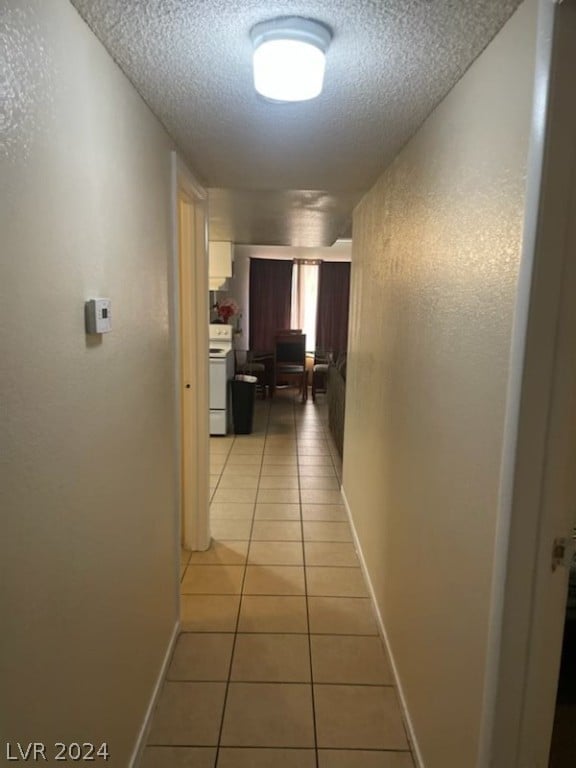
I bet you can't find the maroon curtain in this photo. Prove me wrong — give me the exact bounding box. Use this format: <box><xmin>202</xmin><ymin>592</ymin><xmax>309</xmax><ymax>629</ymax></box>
<box><xmin>249</xmin><ymin>258</ymin><xmax>294</xmax><ymax>353</ymax></box>
<box><xmin>315</xmin><ymin>261</ymin><xmax>351</xmax><ymax>354</ymax></box>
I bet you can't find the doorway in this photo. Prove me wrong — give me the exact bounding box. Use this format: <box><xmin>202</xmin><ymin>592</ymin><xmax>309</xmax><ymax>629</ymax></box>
<box><xmin>172</xmin><ymin>152</ymin><xmax>210</xmax><ymax>552</ymax></box>
<box><xmin>549</xmin><ymin>574</ymin><xmax>576</xmax><ymax>767</ymax></box>
<box><xmin>487</xmin><ymin>2</ymin><xmax>576</xmax><ymax>765</ymax></box>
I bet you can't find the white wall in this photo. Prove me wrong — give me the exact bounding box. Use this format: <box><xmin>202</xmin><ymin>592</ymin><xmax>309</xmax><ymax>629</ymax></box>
<box><xmin>343</xmin><ymin>2</ymin><xmax>538</xmax><ymax>766</ymax></box>
<box><xmin>0</xmin><ymin>1</ymin><xmax>180</xmax><ymax>763</ymax></box>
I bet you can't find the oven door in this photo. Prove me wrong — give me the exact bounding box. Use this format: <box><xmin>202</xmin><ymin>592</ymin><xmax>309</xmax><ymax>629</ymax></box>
<box><xmin>209</xmin><ymin>357</ymin><xmax>228</xmax><ymax>410</ymax></box>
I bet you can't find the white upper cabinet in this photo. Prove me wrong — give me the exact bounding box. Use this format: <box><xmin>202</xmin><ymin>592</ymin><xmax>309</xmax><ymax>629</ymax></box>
<box><xmin>209</xmin><ymin>241</ymin><xmax>233</xmax><ymax>289</ymax></box>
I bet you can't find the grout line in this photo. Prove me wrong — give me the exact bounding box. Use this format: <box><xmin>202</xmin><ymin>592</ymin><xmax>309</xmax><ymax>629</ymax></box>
<box><xmin>293</xmin><ymin>399</ymin><xmax>320</xmax><ymax>768</ymax></box>
<box><xmin>184</xmin><ymin>396</ymin><xmax>375</xmax><ymax>762</ymax></box>
<box><xmin>213</xmin><ymin>399</ymin><xmax>270</xmax><ymax>765</ymax></box>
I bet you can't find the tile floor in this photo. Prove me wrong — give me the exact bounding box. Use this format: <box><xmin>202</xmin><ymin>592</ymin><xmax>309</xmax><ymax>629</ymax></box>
<box><xmin>142</xmin><ymin>391</ymin><xmax>414</xmax><ymax>768</ymax></box>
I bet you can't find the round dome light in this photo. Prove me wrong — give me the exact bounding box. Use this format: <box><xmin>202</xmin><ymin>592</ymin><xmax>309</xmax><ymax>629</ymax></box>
<box><xmin>250</xmin><ymin>17</ymin><xmax>332</xmax><ymax>102</ymax></box>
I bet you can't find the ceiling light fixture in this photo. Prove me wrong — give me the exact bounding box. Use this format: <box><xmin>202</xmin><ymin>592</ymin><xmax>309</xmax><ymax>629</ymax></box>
<box><xmin>250</xmin><ymin>17</ymin><xmax>332</xmax><ymax>103</ymax></box>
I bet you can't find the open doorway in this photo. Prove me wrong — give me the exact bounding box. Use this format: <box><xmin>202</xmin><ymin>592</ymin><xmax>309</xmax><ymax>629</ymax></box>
<box><xmin>172</xmin><ymin>153</ymin><xmax>210</xmax><ymax>553</ymax></box>
<box><xmin>487</xmin><ymin>2</ymin><xmax>576</xmax><ymax>765</ymax></box>
<box><xmin>549</xmin><ymin>557</ymin><xmax>576</xmax><ymax>767</ymax></box>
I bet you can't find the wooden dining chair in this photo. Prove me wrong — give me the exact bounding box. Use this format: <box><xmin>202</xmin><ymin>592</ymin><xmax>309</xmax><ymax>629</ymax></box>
<box><xmin>312</xmin><ymin>350</ymin><xmax>331</xmax><ymax>401</ymax></box>
<box><xmin>272</xmin><ymin>332</ymin><xmax>307</xmax><ymax>402</ymax></box>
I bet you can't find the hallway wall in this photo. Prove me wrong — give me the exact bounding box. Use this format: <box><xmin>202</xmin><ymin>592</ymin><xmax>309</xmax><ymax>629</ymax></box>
<box><xmin>1</xmin><ymin>1</ymin><xmax>180</xmax><ymax>763</ymax></box>
<box><xmin>343</xmin><ymin>1</ymin><xmax>539</xmax><ymax>766</ymax></box>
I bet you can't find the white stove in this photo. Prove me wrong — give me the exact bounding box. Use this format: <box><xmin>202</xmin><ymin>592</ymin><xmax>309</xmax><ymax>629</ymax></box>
<box><xmin>209</xmin><ymin>324</ymin><xmax>234</xmax><ymax>435</ymax></box>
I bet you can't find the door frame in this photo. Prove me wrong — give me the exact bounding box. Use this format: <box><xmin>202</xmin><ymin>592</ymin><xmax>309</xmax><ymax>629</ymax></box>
<box><xmin>481</xmin><ymin>1</ymin><xmax>576</xmax><ymax>765</ymax></box>
<box><xmin>171</xmin><ymin>152</ymin><xmax>210</xmax><ymax>552</ymax></box>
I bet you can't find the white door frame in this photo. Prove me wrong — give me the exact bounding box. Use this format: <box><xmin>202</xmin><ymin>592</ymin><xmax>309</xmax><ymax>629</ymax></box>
<box><xmin>171</xmin><ymin>152</ymin><xmax>210</xmax><ymax>552</ymax></box>
<box><xmin>482</xmin><ymin>1</ymin><xmax>576</xmax><ymax>765</ymax></box>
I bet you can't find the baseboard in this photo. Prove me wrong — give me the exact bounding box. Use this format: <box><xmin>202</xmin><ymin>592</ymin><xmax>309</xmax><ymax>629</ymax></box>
<box><xmin>129</xmin><ymin>618</ymin><xmax>180</xmax><ymax>768</ymax></box>
<box><xmin>340</xmin><ymin>487</ymin><xmax>425</xmax><ymax>768</ymax></box>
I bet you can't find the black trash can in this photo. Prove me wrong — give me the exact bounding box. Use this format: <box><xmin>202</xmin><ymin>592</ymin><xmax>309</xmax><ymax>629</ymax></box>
<box><xmin>230</xmin><ymin>375</ymin><xmax>258</xmax><ymax>434</ymax></box>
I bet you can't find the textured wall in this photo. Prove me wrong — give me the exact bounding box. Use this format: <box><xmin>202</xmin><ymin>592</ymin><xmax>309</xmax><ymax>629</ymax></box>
<box><xmin>343</xmin><ymin>1</ymin><xmax>538</xmax><ymax>766</ymax></box>
<box><xmin>0</xmin><ymin>1</ymin><xmax>177</xmax><ymax>763</ymax></box>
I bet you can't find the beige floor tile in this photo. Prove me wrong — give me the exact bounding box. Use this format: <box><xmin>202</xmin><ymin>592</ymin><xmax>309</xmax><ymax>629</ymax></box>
<box><xmin>188</xmin><ymin>540</ymin><xmax>248</xmax><ymax>565</ymax></box>
<box><xmin>231</xmin><ymin>634</ymin><xmax>311</xmax><ymax>682</ymax></box>
<box><xmin>301</xmin><ymin>504</ymin><xmax>347</xmax><ymax>522</ymax></box>
<box><xmin>230</xmin><ymin>439</ymin><xmax>265</xmax><ymax>451</ymax></box>
<box><xmin>298</xmin><ymin>445</ymin><xmax>331</xmax><ymax>456</ymax></box>
<box><xmin>180</xmin><ymin>595</ymin><xmax>239</xmax><ymax>632</ymax></box>
<box><xmin>258</xmin><ymin>476</ymin><xmax>299</xmax><ymax>489</ymax></box>
<box><xmin>210</xmin><ymin>502</ymin><xmax>255</xmax><ymax>520</ymax></box>
<box><xmin>226</xmin><ymin>454</ymin><xmax>263</xmax><ymax>466</ymax></box>
<box><xmin>221</xmin><ymin>683</ymin><xmax>315</xmax><ymax>747</ymax></box>
<box><xmin>314</xmin><ymin>685</ymin><xmax>408</xmax><ymax>750</ymax></box>
<box><xmin>221</xmin><ymin>465</ymin><xmax>261</xmax><ymax>477</ymax></box>
<box><xmin>264</xmin><ymin>445</ymin><xmax>297</xmax><ymax>455</ymax></box>
<box><xmin>210</xmin><ymin>460</ymin><xmax>226</xmax><ymax>473</ymax></box>
<box><xmin>318</xmin><ymin>750</ymin><xmax>414</xmax><ymax>768</ymax></box>
<box><xmin>298</xmin><ymin>465</ymin><xmax>337</xmax><ymax>477</ymax></box>
<box><xmin>301</xmin><ymin>489</ymin><xmax>343</xmax><ymax>505</ymax></box>
<box><xmin>265</xmin><ymin>437</ymin><xmax>297</xmax><ymax>446</ymax></box>
<box><xmin>213</xmin><ymin>488</ymin><xmax>257</xmax><ymax>504</ymax></box>
<box><xmin>235</xmin><ymin>431</ymin><xmax>266</xmax><ymax>440</ymax></box>
<box><xmin>244</xmin><ymin>565</ymin><xmax>305</xmax><ymax>595</ymax></box>
<box><xmin>260</xmin><ymin>465</ymin><xmax>299</xmax><ymax>477</ymax></box>
<box><xmin>211</xmin><ymin>519</ymin><xmax>253</xmax><ymax>540</ymax></box>
<box><xmin>148</xmin><ymin>681</ymin><xmax>226</xmax><ymax>745</ymax></box>
<box><xmin>255</xmin><ymin>503</ymin><xmax>300</xmax><ymax>520</ymax></box>
<box><xmin>299</xmin><ymin>476</ymin><xmax>340</xmax><ymax>490</ymax></box>
<box><xmin>257</xmin><ymin>488</ymin><xmax>300</xmax><ymax>504</ymax></box>
<box><xmin>304</xmin><ymin>542</ymin><xmax>359</xmax><ymax>567</ymax></box>
<box><xmin>210</xmin><ymin>438</ymin><xmax>234</xmax><ymax>454</ymax></box>
<box><xmin>306</xmin><ymin>567</ymin><xmax>368</xmax><ymax>598</ymax></box>
<box><xmin>262</xmin><ymin>455</ymin><xmax>298</xmax><ymax>465</ymax></box>
<box><xmin>217</xmin><ymin>748</ymin><xmax>316</xmax><ymax>768</ymax></box>
<box><xmin>168</xmin><ymin>633</ymin><xmax>234</xmax><ymax>681</ymax></box>
<box><xmin>303</xmin><ymin>522</ymin><xmax>352</xmax><ymax>542</ymax></box>
<box><xmin>217</xmin><ymin>475</ymin><xmax>260</xmax><ymax>489</ymax></box>
<box><xmin>252</xmin><ymin>520</ymin><xmax>302</xmax><ymax>541</ymax></box>
<box><xmin>311</xmin><ymin>635</ymin><xmax>393</xmax><ymax>684</ymax></box>
<box><xmin>298</xmin><ymin>455</ymin><xmax>334</xmax><ymax>466</ymax></box>
<box><xmin>238</xmin><ymin>595</ymin><xmax>308</xmax><ymax>633</ymax></box>
<box><xmin>248</xmin><ymin>541</ymin><xmax>304</xmax><ymax>566</ymax></box>
<box><xmin>308</xmin><ymin>597</ymin><xmax>378</xmax><ymax>635</ymax></box>
<box><xmin>141</xmin><ymin>747</ymin><xmax>216</xmax><ymax>768</ymax></box>
<box><xmin>181</xmin><ymin>565</ymin><xmax>244</xmax><ymax>595</ymax></box>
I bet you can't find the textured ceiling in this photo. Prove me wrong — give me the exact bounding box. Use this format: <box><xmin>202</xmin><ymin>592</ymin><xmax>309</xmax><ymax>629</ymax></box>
<box><xmin>70</xmin><ymin>0</ymin><xmax>522</xmax><ymax>246</ymax></box>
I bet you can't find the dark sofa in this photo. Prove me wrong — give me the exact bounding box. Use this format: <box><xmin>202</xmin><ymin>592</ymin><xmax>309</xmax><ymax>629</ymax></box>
<box><xmin>327</xmin><ymin>353</ymin><xmax>346</xmax><ymax>457</ymax></box>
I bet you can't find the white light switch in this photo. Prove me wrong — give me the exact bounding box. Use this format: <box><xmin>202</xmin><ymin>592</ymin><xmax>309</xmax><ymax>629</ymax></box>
<box><xmin>85</xmin><ymin>298</ymin><xmax>112</xmax><ymax>334</ymax></box>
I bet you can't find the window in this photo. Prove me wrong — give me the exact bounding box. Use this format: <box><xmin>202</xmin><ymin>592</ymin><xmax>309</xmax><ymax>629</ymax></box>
<box><xmin>290</xmin><ymin>260</ymin><xmax>319</xmax><ymax>351</ymax></box>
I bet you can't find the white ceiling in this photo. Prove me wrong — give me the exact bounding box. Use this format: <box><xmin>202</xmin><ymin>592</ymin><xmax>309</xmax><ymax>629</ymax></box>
<box><xmin>70</xmin><ymin>0</ymin><xmax>522</xmax><ymax>246</ymax></box>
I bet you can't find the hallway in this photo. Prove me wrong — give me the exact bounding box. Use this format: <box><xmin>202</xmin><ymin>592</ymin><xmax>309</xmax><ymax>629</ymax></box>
<box><xmin>142</xmin><ymin>392</ymin><xmax>414</xmax><ymax>767</ymax></box>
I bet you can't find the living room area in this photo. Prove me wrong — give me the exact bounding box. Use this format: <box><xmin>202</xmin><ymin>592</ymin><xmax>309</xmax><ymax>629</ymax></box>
<box><xmin>210</xmin><ymin>240</ymin><xmax>351</xmax><ymax>452</ymax></box>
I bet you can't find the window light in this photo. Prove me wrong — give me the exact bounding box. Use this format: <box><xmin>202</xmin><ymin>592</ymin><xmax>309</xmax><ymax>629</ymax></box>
<box><xmin>250</xmin><ymin>17</ymin><xmax>332</xmax><ymax>102</ymax></box>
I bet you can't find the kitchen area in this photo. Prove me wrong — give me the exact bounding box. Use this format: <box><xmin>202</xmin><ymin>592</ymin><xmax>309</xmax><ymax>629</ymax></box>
<box><xmin>208</xmin><ymin>240</ymin><xmax>238</xmax><ymax>435</ymax></box>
